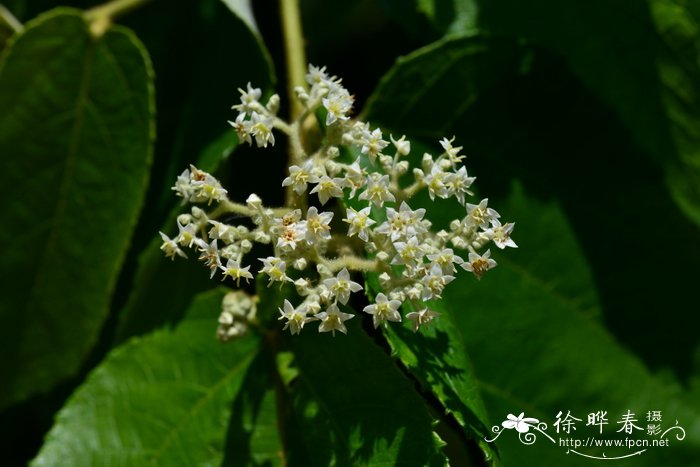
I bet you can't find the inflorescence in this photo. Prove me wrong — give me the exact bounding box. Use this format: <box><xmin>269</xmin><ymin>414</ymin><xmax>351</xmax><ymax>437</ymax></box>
<box><xmin>159</xmin><ymin>64</ymin><xmax>517</xmax><ymax>340</ymax></box>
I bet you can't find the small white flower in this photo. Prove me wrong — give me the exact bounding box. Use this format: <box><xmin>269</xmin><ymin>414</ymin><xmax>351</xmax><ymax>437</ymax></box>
<box><xmin>191</xmin><ymin>173</ymin><xmax>228</xmax><ymax>205</ymax></box>
<box><xmin>233</xmin><ymin>82</ymin><xmax>262</xmax><ymax>114</ymax></box>
<box><xmin>342</xmin><ymin>160</ymin><xmax>366</xmax><ymax>198</ymax></box>
<box><xmin>260</xmin><ymin>256</ymin><xmax>292</xmax><ymax>287</ymax></box>
<box><xmin>316</xmin><ymin>303</ymin><xmax>354</xmax><ymax>336</ymax></box>
<box><xmin>249</xmin><ymin>111</ymin><xmax>275</xmax><ymax>148</ymax></box>
<box><xmin>309</xmin><ymin>175</ymin><xmax>344</xmax><ymax>205</ymax></box>
<box><xmin>228</xmin><ymin>113</ymin><xmax>252</xmax><ymax>145</ymax></box>
<box><xmin>196</xmin><ymin>238</ymin><xmax>221</xmax><ymax>278</ymax></box>
<box><xmin>172</xmin><ymin>167</ymin><xmax>193</xmax><ymax>203</ymax></box>
<box><xmin>426</xmin><ymin>248</ymin><xmax>464</xmax><ymax>274</ymax></box>
<box><xmin>405</xmin><ymin>308</ymin><xmax>441</xmax><ymax>332</ymax></box>
<box><xmin>363</xmin><ymin>293</ymin><xmax>402</xmax><ymax>328</ymax></box>
<box><xmin>466</xmin><ymin>199</ymin><xmax>500</xmax><ymax>229</ymax></box>
<box><xmin>276</xmin><ymin>222</ymin><xmax>307</xmax><ymax>250</ymax></box>
<box><xmin>278</xmin><ymin>300</ymin><xmax>313</xmax><ymax>335</ymax></box>
<box><xmin>305</xmin><ymin>206</ymin><xmax>333</xmax><ymax>242</ymax></box>
<box><xmin>439</xmin><ymin>136</ymin><xmax>465</xmax><ymax>165</ymax></box>
<box><xmin>323</xmin><ymin>268</ymin><xmax>363</xmax><ymax>305</ymax></box>
<box><xmin>220</xmin><ymin>258</ymin><xmax>253</xmax><ymax>286</ymax></box>
<box><xmin>343</xmin><ymin>206</ymin><xmax>375</xmax><ymax>241</ymax></box>
<box><xmin>420</xmin><ymin>263</ymin><xmax>455</xmax><ymax>300</ymax></box>
<box><xmin>159</xmin><ymin>232</ymin><xmax>187</xmax><ymax>260</ymax></box>
<box><xmin>360</xmin><ymin>128</ymin><xmax>389</xmax><ymax>161</ymax></box>
<box><xmin>376</xmin><ymin>201</ymin><xmax>427</xmax><ymax>241</ymax></box>
<box><xmin>208</xmin><ymin>220</ymin><xmax>237</xmax><ymax>244</ymax></box>
<box><xmin>424</xmin><ymin>164</ymin><xmax>449</xmax><ymax>200</ymax></box>
<box><xmin>392</xmin><ymin>237</ymin><xmax>425</xmax><ymax>268</ymax></box>
<box><xmin>323</xmin><ymin>87</ymin><xmax>353</xmax><ymax>125</ymax></box>
<box><xmin>282</xmin><ymin>162</ymin><xmax>314</xmax><ymax>195</ymax></box>
<box><xmin>358</xmin><ymin>173</ymin><xmax>395</xmax><ymax>207</ymax></box>
<box><xmin>445</xmin><ymin>166</ymin><xmax>475</xmax><ymax>205</ymax></box>
<box><xmin>306</xmin><ymin>64</ymin><xmax>329</xmax><ymax>86</ymax></box>
<box><xmin>390</xmin><ymin>134</ymin><xmax>411</xmax><ymax>156</ymax></box>
<box><xmin>175</xmin><ymin>221</ymin><xmax>198</xmax><ymax>248</ymax></box>
<box><xmin>485</xmin><ymin>220</ymin><xmax>517</xmax><ymax>249</ymax></box>
<box><xmin>462</xmin><ymin>249</ymin><xmax>497</xmax><ymax>279</ymax></box>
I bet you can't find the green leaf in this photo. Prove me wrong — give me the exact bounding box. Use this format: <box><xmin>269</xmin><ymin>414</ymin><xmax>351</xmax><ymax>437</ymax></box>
<box><xmin>650</xmin><ymin>0</ymin><xmax>700</xmax><ymax>226</ymax></box>
<box><xmin>0</xmin><ymin>8</ymin><xmax>154</xmax><ymax>409</ymax></box>
<box><xmin>446</xmin><ymin>186</ymin><xmax>700</xmax><ymax>465</ymax></box>
<box><xmin>223</xmin><ymin>347</ymin><xmax>284</xmax><ymax>466</ymax></box>
<box><xmin>381</xmin><ymin>304</ymin><xmax>498</xmax><ymax>464</ymax></box>
<box><xmin>32</xmin><ymin>289</ymin><xmax>260</xmax><ymax>466</ymax></box>
<box><xmin>376</xmin><ymin>0</ymin><xmax>477</xmax><ymax>39</ymax></box>
<box><xmin>464</xmin><ymin>0</ymin><xmax>700</xmax><ymax>228</ymax></box>
<box><xmin>114</xmin><ymin>130</ymin><xmax>239</xmax><ymax>343</ymax></box>
<box><xmin>219</xmin><ymin>0</ymin><xmax>259</xmax><ymax>34</ymax></box>
<box><xmin>362</xmin><ymin>35</ymin><xmax>531</xmax><ymax>134</ymax></box>
<box><xmin>283</xmin><ymin>318</ymin><xmax>447</xmax><ymax>466</ymax></box>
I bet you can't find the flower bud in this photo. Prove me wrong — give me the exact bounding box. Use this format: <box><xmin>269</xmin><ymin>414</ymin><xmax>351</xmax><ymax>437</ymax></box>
<box><xmin>376</xmin><ymin>251</ymin><xmax>390</xmax><ymax>262</ymax></box>
<box><xmin>246</xmin><ymin>193</ymin><xmax>262</xmax><ymax>209</ymax></box>
<box><xmin>266</xmin><ymin>94</ymin><xmax>280</xmax><ymax>114</ymax></box>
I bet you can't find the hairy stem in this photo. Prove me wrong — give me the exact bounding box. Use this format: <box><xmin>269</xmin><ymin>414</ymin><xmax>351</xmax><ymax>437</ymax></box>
<box><xmin>0</xmin><ymin>4</ymin><xmax>22</xmax><ymax>33</ymax></box>
<box><xmin>208</xmin><ymin>200</ymin><xmax>290</xmax><ymax>220</ymax></box>
<box><xmin>325</xmin><ymin>256</ymin><xmax>378</xmax><ymax>273</ymax></box>
<box><xmin>279</xmin><ymin>0</ymin><xmax>306</xmax><ymax>121</ymax></box>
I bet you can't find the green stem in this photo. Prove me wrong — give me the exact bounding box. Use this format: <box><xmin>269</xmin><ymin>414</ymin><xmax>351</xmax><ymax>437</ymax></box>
<box><xmin>0</xmin><ymin>4</ymin><xmax>23</xmax><ymax>33</ymax></box>
<box><xmin>279</xmin><ymin>0</ymin><xmax>306</xmax><ymax>121</ymax></box>
<box><xmin>85</xmin><ymin>0</ymin><xmax>153</xmax><ymax>36</ymax></box>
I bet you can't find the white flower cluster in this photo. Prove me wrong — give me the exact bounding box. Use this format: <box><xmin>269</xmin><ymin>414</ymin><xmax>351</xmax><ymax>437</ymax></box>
<box><xmin>160</xmin><ymin>64</ymin><xmax>516</xmax><ymax>337</ymax></box>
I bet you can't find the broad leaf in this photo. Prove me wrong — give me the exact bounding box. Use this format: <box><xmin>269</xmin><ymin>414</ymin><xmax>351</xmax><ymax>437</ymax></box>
<box><xmin>0</xmin><ymin>8</ymin><xmax>154</xmax><ymax>409</ymax></box>
<box><xmin>32</xmin><ymin>289</ymin><xmax>260</xmax><ymax>466</ymax></box>
<box><xmin>447</xmin><ymin>186</ymin><xmax>700</xmax><ymax>465</ymax></box>
<box><xmin>381</xmin><ymin>303</ymin><xmax>499</xmax><ymax>464</ymax></box>
<box><xmin>466</xmin><ymin>0</ymin><xmax>700</xmax><ymax>228</ymax></box>
<box><xmin>283</xmin><ymin>318</ymin><xmax>448</xmax><ymax>466</ymax></box>
<box><xmin>223</xmin><ymin>347</ymin><xmax>284</xmax><ymax>466</ymax></box>
<box><xmin>650</xmin><ymin>0</ymin><xmax>700</xmax><ymax>226</ymax></box>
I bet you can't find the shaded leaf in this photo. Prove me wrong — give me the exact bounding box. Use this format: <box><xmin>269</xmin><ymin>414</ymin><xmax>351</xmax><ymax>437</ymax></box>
<box><xmin>32</xmin><ymin>289</ymin><xmax>260</xmax><ymax>466</ymax></box>
<box><xmin>223</xmin><ymin>347</ymin><xmax>284</xmax><ymax>467</ymax></box>
<box><xmin>446</xmin><ymin>186</ymin><xmax>700</xmax><ymax>465</ymax></box>
<box><xmin>467</xmin><ymin>0</ymin><xmax>700</xmax><ymax>227</ymax></box>
<box><xmin>650</xmin><ymin>0</ymin><xmax>700</xmax><ymax>226</ymax></box>
<box><xmin>283</xmin><ymin>318</ymin><xmax>447</xmax><ymax>466</ymax></box>
<box><xmin>0</xmin><ymin>8</ymin><xmax>154</xmax><ymax>409</ymax></box>
<box><xmin>381</xmin><ymin>304</ymin><xmax>499</xmax><ymax>464</ymax></box>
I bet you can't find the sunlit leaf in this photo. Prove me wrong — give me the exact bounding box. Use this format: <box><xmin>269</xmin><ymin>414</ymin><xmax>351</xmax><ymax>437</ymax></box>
<box><xmin>33</xmin><ymin>289</ymin><xmax>259</xmax><ymax>466</ymax></box>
